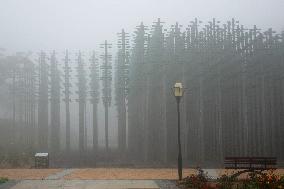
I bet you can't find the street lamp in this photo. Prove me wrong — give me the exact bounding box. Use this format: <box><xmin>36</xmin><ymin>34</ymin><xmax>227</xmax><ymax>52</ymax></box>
<box><xmin>173</xmin><ymin>82</ymin><xmax>184</xmax><ymax>181</ymax></box>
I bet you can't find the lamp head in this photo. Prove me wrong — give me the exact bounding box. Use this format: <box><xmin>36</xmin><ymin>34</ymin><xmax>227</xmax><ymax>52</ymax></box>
<box><xmin>174</xmin><ymin>82</ymin><xmax>183</xmax><ymax>97</ymax></box>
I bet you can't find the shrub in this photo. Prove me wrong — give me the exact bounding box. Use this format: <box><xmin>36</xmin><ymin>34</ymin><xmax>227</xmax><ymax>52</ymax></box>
<box><xmin>0</xmin><ymin>177</ymin><xmax>8</xmax><ymax>184</ymax></box>
<box><xmin>216</xmin><ymin>174</ymin><xmax>236</xmax><ymax>189</ymax></box>
<box><xmin>180</xmin><ymin>167</ymin><xmax>217</xmax><ymax>189</ymax></box>
<box><xmin>241</xmin><ymin>170</ymin><xmax>284</xmax><ymax>189</ymax></box>
<box><xmin>179</xmin><ymin>168</ymin><xmax>284</xmax><ymax>189</ymax></box>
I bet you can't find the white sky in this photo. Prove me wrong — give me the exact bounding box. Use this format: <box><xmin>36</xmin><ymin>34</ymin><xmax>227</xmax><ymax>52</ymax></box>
<box><xmin>0</xmin><ymin>0</ymin><xmax>284</xmax><ymax>52</ymax></box>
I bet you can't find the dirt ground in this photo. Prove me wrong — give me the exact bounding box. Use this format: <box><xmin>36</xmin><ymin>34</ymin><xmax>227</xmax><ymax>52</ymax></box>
<box><xmin>64</xmin><ymin>168</ymin><xmax>284</xmax><ymax>180</ymax></box>
<box><xmin>64</xmin><ymin>168</ymin><xmax>197</xmax><ymax>180</ymax></box>
<box><xmin>0</xmin><ymin>169</ymin><xmax>62</xmax><ymax>180</ymax></box>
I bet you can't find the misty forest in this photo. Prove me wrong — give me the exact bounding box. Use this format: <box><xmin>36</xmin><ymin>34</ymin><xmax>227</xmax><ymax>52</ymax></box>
<box><xmin>0</xmin><ymin>18</ymin><xmax>284</xmax><ymax>168</ymax></box>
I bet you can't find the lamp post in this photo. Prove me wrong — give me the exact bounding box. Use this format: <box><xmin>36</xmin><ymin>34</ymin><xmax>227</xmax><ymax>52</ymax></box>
<box><xmin>173</xmin><ymin>82</ymin><xmax>184</xmax><ymax>180</ymax></box>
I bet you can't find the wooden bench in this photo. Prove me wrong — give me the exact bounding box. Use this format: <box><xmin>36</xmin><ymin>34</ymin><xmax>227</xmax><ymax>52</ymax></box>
<box><xmin>224</xmin><ymin>157</ymin><xmax>277</xmax><ymax>170</ymax></box>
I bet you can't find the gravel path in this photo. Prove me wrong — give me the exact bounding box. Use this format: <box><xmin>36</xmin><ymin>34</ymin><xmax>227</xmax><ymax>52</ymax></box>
<box><xmin>155</xmin><ymin>180</ymin><xmax>180</xmax><ymax>189</ymax></box>
<box><xmin>0</xmin><ymin>181</ymin><xmax>19</xmax><ymax>189</ymax></box>
<box><xmin>45</xmin><ymin>169</ymin><xmax>74</xmax><ymax>180</ymax></box>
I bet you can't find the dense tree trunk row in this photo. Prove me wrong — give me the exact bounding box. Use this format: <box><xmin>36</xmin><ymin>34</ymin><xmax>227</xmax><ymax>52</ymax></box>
<box><xmin>128</xmin><ymin>18</ymin><xmax>284</xmax><ymax>166</ymax></box>
<box><xmin>1</xmin><ymin>18</ymin><xmax>283</xmax><ymax>167</ymax></box>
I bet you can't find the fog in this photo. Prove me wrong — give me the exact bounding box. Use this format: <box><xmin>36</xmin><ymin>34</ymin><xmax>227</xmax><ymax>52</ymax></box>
<box><xmin>0</xmin><ymin>0</ymin><xmax>284</xmax><ymax>168</ymax></box>
<box><xmin>0</xmin><ymin>0</ymin><xmax>284</xmax><ymax>52</ymax></box>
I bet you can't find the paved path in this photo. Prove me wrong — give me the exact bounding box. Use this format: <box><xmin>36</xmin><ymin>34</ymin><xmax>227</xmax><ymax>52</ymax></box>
<box><xmin>45</xmin><ymin>169</ymin><xmax>74</xmax><ymax>180</ymax></box>
<box><xmin>0</xmin><ymin>168</ymin><xmax>282</xmax><ymax>189</ymax></box>
<box><xmin>0</xmin><ymin>180</ymin><xmax>179</xmax><ymax>189</ymax></box>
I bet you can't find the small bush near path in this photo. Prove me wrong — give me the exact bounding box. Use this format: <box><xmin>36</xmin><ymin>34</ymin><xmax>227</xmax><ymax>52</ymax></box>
<box><xmin>178</xmin><ymin>168</ymin><xmax>284</xmax><ymax>189</ymax></box>
<box><xmin>0</xmin><ymin>177</ymin><xmax>8</xmax><ymax>184</ymax></box>
<box><xmin>178</xmin><ymin>167</ymin><xmax>217</xmax><ymax>189</ymax></box>
<box><xmin>240</xmin><ymin>170</ymin><xmax>284</xmax><ymax>189</ymax></box>
<box><xmin>216</xmin><ymin>174</ymin><xmax>236</xmax><ymax>189</ymax></box>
